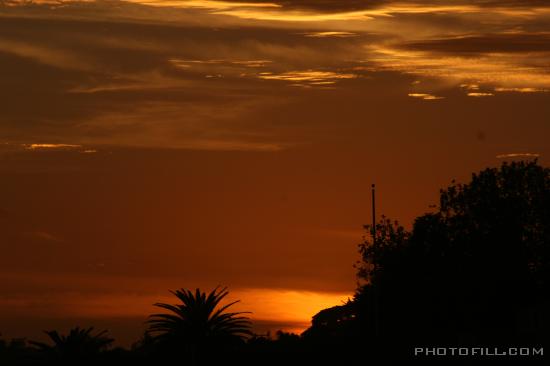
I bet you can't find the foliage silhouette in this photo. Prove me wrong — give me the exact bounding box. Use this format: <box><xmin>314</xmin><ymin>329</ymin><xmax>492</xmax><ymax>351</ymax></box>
<box><xmin>29</xmin><ymin>327</ymin><xmax>113</xmax><ymax>364</ymax></box>
<box><xmin>0</xmin><ymin>336</ymin><xmax>37</xmax><ymax>366</ymax></box>
<box><xmin>349</xmin><ymin>160</ymin><xmax>550</xmax><ymax>358</ymax></box>
<box><xmin>146</xmin><ymin>287</ymin><xmax>252</xmax><ymax>363</ymax></box>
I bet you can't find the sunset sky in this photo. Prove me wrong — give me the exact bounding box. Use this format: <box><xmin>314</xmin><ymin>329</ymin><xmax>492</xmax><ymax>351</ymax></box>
<box><xmin>1</xmin><ymin>0</ymin><xmax>549</xmax><ymax>346</ymax></box>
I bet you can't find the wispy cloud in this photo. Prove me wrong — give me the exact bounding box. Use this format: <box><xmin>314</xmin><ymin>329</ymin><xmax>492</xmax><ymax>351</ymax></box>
<box><xmin>71</xmin><ymin>100</ymin><xmax>291</xmax><ymax>151</ymax></box>
<box><xmin>301</xmin><ymin>31</ymin><xmax>358</xmax><ymax>38</ymax></box>
<box><xmin>496</xmin><ymin>152</ymin><xmax>540</xmax><ymax>159</ymax></box>
<box><xmin>126</xmin><ymin>0</ymin><xmax>281</xmax><ymax>11</ymax></box>
<box><xmin>408</xmin><ymin>93</ymin><xmax>444</xmax><ymax>100</ymax></box>
<box><xmin>494</xmin><ymin>87</ymin><xmax>548</xmax><ymax>93</ymax></box>
<box><xmin>366</xmin><ymin>43</ymin><xmax>550</xmax><ymax>92</ymax></box>
<box><xmin>467</xmin><ymin>92</ymin><xmax>494</xmax><ymax>97</ymax></box>
<box><xmin>0</xmin><ymin>39</ymin><xmax>91</xmax><ymax>70</ymax></box>
<box><xmin>23</xmin><ymin>143</ymin><xmax>82</xmax><ymax>150</ymax></box>
<box><xmin>257</xmin><ymin>70</ymin><xmax>357</xmax><ymax>86</ymax></box>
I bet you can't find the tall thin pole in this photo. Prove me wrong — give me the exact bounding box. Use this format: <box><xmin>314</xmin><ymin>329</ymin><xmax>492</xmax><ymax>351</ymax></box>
<box><xmin>371</xmin><ymin>184</ymin><xmax>376</xmax><ymax>242</ymax></box>
<box><xmin>371</xmin><ymin>183</ymin><xmax>380</xmax><ymax>338</ymax></box>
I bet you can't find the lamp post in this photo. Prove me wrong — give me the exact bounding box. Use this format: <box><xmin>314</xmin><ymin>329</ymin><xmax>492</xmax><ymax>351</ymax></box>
<box><xmin>371</xmin><ymin>183</ymin><xmax>380</xmax><ymax>338</ymax></box>
<box><xmin>371</xmin><ymin>184</ymin><xmax>376</xmax><ymax>241</ymax></box>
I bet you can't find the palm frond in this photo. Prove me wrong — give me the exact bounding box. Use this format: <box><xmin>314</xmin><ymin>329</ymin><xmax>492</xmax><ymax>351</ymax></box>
<box><xmin>147</xmin><ymin>287</ymin><xmax>252</xmax><ymax>346</ymax></box>
<box><xmin>29</xmin><ymin>326</ymin><xmax>113</xmax><ymax>357</ymax></box>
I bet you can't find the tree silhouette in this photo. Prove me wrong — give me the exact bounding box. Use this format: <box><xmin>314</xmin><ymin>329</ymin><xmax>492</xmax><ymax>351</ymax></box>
<box><xmin>352</xmin><ymin>160</ymin><xmax>550</xmax><ymax>352</ymax></box>
<box><xmin>147</xmin><ymin>287</ymin><xmax>252</xmax><ymax>363</ymax></box>
<box><xmin>29</xmin><ymin>327</ymin><xmax>113</xmax><ymax>363</ymax></box>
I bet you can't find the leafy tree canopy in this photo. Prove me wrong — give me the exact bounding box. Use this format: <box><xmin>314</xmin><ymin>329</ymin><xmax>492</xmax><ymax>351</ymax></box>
<box><xmin>354</xmin><ymin>160</ymin><xmax>550</xmax><ymax>344</ymax></box>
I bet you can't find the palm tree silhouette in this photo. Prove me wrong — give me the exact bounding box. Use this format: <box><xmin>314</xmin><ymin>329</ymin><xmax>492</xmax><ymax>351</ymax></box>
<box><xmin>147</xmin><ymin>287</ymin><xmax>252</xmax><ymax>363</ymax></box>
<box><xmin>30</xmin><ymin>326</ymin><xmax>113</xmax><ymax>361</ymax></box>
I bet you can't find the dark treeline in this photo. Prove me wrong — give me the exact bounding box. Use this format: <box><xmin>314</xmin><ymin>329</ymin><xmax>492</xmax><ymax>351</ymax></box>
<box><xmin>1</xmin><ymin>160</ymin><xmax>549</xmax><ymax>365</ymax></box>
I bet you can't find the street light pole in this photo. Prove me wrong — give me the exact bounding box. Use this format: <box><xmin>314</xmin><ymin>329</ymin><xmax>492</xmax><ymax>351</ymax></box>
<box><xmin>371</xmin><ymin>183</ymin><xmax>380</xmax><ymax>338</ymax></box>
<box><xmin>371</xmin><ymin>184</ymin><xmax>376</xmax><ymax>242</ymax></box>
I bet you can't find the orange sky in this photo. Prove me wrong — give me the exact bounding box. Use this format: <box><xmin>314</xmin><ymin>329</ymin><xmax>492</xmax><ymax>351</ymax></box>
<box><xmin>1</xmin><ymin>0</ymin><xmax>550</xmax><ymax>346</ymax></box>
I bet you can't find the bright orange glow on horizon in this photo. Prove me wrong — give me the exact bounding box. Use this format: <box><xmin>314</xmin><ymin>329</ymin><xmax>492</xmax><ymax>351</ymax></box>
<box><xmin>19</xmin><ymin>288</ymin><xmax>350</xmax><ymax>330</ymax></box>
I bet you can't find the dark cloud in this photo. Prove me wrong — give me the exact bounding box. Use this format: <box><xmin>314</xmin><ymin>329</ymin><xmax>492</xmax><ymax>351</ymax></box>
<box><xmin>217</xmin><ymin>0</ymin><xmax>385</xmax><ymax>12</ymax></box>
<box><xmin>0</xmin><ymin>12</ymin><xmax>380</xmax><ymax>149</ymax></box>
<box><xmin>211</xmin><ymin>0</ymin><xmax>550</xmax><ymax>11</ymax></box>
<box><xmin>2</xmin><ymin>0</ymin><xmax>550</xmax><ymax>18</ymax></box>
<box><xmin>215</xmin><ymin>0</ymin><xmax>550</xmax><ymax>12</ymax></box>
<box><xmin>477</xmin><ymin>0</ymin><xmax>550</xmax><ymax>7</ymax></box>
<box><xmin>399</xmin><ymin>33</ymin><xmax>550</xmax><ymax>54</ymax></box>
